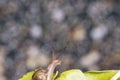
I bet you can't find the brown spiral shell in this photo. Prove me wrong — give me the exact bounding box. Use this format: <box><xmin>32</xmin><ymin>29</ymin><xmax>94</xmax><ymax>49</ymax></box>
<box><xmin>32</xmin><ymin>69</ymin><xmax>48</xmax><ymax>80</ymax></box>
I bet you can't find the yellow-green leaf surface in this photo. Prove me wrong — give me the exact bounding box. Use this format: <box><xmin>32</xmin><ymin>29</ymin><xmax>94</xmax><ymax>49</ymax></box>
<box><xmin>56</xmin><ymin>69</ymin><xmax>86</xmax><ymax>80</ymax></box>
<box><xmin>19</xmin><ymin>71</ymin><xmax>35</xmax><ymax>80</ymax></box>
<box><xmin>84</xmin><ymin>70</ymin><xmax>120</xmax><ymax>80</ymax></box>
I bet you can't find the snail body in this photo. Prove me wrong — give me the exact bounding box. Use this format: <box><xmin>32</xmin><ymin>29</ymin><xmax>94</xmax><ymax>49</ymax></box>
<box><xmin>32</xmin><ymin>59</ymin><xmax>61</xmax><ymax>80</ymax></box>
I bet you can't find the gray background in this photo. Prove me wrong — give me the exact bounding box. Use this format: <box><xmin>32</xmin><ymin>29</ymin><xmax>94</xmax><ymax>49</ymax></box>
<box><xmin>0</xmin><ymin>0</ymin><xmax>120</xmax><ymax>80</ymax></box>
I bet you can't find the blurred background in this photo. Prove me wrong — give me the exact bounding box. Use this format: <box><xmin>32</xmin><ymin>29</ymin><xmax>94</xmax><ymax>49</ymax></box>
<box><xmin>0</xmin><ymin>0</ymin><xmax>120</xmax><ymax>80</ymax></box>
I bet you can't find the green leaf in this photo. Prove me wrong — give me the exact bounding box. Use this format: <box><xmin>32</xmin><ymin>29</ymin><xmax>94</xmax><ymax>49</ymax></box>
<box><xmin>19</xmin><ymin>71</ymin><xmax>35</xmax><ymax>80</ymax></box>
<box><xmin>84</xmin><ymin>70</ymin><xmax>120</xmax><ymax>80</ymax></box>
<box><xmin>56</xmin><ymin>69</ymin><xmax>86</xmax><ymax>80</ymax></box>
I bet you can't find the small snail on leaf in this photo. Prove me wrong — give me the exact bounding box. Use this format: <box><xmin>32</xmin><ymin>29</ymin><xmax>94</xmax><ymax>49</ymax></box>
<box><xmin>32</xmin><ymin>59</ymin><xmax>61</xmax><ymax>80</ymax></box>
<box><xmin>19</xmin><ymin>52</ymin><xmax>61</xmax><ymax>80</ymax></box>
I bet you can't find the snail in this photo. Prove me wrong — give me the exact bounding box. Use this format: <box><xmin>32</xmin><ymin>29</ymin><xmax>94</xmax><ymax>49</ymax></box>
<box><xmin>32</xmin><ymin>58</ymin><xmax>61</xmax><ymax>80</ymax></box>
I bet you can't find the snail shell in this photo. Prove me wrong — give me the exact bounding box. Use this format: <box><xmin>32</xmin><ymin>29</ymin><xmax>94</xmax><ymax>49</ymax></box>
<box><xmin>32</xmin><ymin>69</ymin><xmax>48</xmax><ymax>80</ymax></box>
